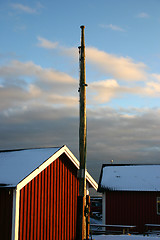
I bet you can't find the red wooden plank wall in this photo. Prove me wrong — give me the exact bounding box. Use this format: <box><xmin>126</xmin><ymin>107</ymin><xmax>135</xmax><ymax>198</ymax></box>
<box><xmin>0</xmin><ymin>188</ymin><xmax>13</xmax><ymax>240</ymax></box>
<box><xmin>105</xmin><ymin>191</ymin><xmax>160</xmax><ymax>233</ymax></box>
<box><xmin>18</xmin><ymin>154</ymin><xmax>79</xmax><ymax>240</ymax></box>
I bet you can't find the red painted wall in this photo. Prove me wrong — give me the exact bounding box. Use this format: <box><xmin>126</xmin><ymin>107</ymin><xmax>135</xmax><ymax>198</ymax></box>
<box><xmin>0</xmin><ymin>188</ymin><xmax>13</xmax><ymax>240</ymax></box>
<box><xmin>105</xmin><ymin>191</ymin><xmax>160</xmax><ymax>233</ymax></box>
<box><xmin>18</xmin><ymin>153</ymin><xmax>79</xmax><ymax>240</ymax></box>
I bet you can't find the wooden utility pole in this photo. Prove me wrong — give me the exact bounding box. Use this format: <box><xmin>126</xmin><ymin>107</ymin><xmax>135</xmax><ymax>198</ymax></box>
<box><xmin>77</xmin><ymin>25</ymin><xmax>87</xmax><ymax>240</ymax></box>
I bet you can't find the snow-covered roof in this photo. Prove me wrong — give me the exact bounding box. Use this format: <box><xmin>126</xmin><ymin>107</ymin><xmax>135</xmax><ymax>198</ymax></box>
<box><xmin>0</xmin><ymin>145</ymin><xmax>98</xmax><ymax>190</ymax></box>
<box><xmin>0</xmin><ymin>147</ymin><xmax>60</xmax><ymax>188</ymax></box>
<box><xmin>98</xmin><ymin>165</ymin><xmax>160</xmax><ymax>192</ymax></box>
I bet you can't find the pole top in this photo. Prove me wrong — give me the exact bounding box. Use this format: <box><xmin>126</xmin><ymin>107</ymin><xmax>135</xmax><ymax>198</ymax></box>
<box><xmin>80</xmin><ymin>25</ymin><xmax>85</xmax><ymax>29</ymax></box>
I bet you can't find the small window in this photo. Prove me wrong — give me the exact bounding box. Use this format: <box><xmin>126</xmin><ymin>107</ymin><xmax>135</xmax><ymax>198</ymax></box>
<box><xmin>157</xmin><ymin>197</ymin><xmax>160</xmax><ymax>215</ymax></box>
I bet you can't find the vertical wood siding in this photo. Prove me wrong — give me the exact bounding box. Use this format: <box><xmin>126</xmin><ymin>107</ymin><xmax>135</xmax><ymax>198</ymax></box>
<box><xmin>18</xmin><ymin>154</ymin><xmax>79</xmax><ymax>240</ymax></box>
<box><xmin>105</xmin><ymin>191</ymin><xmax>160</xmax><ymax>233</ymax></box>
<box><xmin>0</xmin><ymin>188</ymin><xmax>13</xmax><ymax>240</ymax></box>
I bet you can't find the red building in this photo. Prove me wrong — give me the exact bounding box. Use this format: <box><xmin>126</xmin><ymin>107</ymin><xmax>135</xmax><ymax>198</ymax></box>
<box><xmin>0</xmin><ymin>145</ymin><xmax>97</xmax><ymax>240</ymax></box>
<box><xmin>98</xmin><ymin>164</ymin><xmax>160</xmax><ymax>233</ymax></box>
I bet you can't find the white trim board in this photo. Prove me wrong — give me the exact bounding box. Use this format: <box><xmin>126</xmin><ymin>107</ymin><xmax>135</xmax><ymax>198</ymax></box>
<box><xmin>17</xmin><ymin>145</ymin><xmax>98</xmax><ymax>191</ymax></box>
<box><xmin>11</xmin><ymin>189</ymin><xmax>20</xmax><ymax>240</ymax></box>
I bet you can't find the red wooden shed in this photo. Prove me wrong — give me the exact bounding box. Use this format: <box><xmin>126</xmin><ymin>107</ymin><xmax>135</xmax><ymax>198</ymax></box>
<box><xmin>0</xmin><ymin>145</ymin><xmax>97</xmax><ymax>240</ymax></box>
<box><xmin>98</xmin><ymin>164</ymin><xmax>160</xmax><ymax>233</ymax></box>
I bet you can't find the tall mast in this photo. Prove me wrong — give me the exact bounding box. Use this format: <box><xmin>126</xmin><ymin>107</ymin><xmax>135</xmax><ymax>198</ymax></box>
<box><xmin>78</xmin><ymin>25</ymin><xmax>87</xmax><ymax>240</ymax></box>
<box><xmin>79</xmin><ymin>25</ymin><xmax>87</xmax><ymax>196</ymax></box>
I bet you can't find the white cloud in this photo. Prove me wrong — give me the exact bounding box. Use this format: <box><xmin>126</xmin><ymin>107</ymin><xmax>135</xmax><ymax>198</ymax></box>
<box><xmin>89</xmin><ymin>79</ymin><xmax>145</xmax><ymax>103</ymax></box>
<box><xmin>0</xmin><ymin>60</ymin><xmax>42</xmax><ymax>78</ymax></box>
<box><xmin>86</xmin><ymin>47</ymin><xmax>147</xmax><ymax>81</ymax></box>
<box><xmin>0</xmin><ymin>60</ymin><xmax>76</xmax><ymax>84</ymax></box>
<box><xmin>137</xmin><ymin>12</ymin><xmax>150</xmax><ymax>18</ymax></box>
<box><xmin>100</xmin><ymin>24</ymin><xmax>125</xmax><ymax>32</ymax></box>
<box><xmin>35</xmin><ymin>37</ymin><xmax>148</xmax><ymax>82</ymax></box>
<box><xmin>89</xmin><ymin>79</ymin><xmax>120</xmax><ymax>103</ymax></box>
<box><xmin>0</xmin><ymin>60</ymin><xmax>78</xmax><ymax>112</ymax></box>
<box><xmin>145</xmin><ymin>81</ymin><xmax>160</xmax><ymax>96</ymax></box>
<box><xmin>29</xmin><ymin>84</ymin><xmax>42</xmax><ymax>97</ymax></box>
<box><xmin>11</xmin><ymin>3</ymin><xmax>36</xmax><ymax>14</ymax></box>
<box><xmin>88</xmin><ymin>73</ymin><xmax>160</xmax><ymax>104</ymax></box>
<box><xmin>34</xmin><ymin>40</ymin><xmax>160</xmax><ymax>102</ymax></box>
<box><xmin>55</xmin><ymin>44</ymin><xmax>147</xmax><ymax>82</ymax></box>
<box><xmin>142</xmin><ymin>73</ymin><xmax>160</xmax><ymax>97</ymax></box>
<box><xmin>37</xmin><ymin>36</ymin><xmax>58</xmax><ymax>49</ymax></box>
<box><xmin>47</xmin><ymin>94</ymin><xmax>77</xmax><ymax>106</ymax></box>
<box><xmin>1</xmin><ymin>44</ymin><xmax>159</xmax><ymax>112</ymax></box>
<box><xmin>151</xmin><ymin>73</ymin><xmax>160</xmax><ymax>81</ymax></box>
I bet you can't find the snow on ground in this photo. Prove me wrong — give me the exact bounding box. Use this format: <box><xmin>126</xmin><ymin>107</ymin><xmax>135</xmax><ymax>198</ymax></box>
<box><xmin>92</xmin><ymin>234</ymin><xmax>160</xmax><ymax>240</ymax></box>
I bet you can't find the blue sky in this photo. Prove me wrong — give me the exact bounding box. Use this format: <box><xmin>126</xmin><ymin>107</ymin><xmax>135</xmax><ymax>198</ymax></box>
<box><xmin>1</xmin><ymin>0</ymin><xmax>160</xmax><ymax>181</ymax></box>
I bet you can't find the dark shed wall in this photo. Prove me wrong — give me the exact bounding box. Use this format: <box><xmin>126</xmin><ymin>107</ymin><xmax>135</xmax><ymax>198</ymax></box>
<box><xmin>18</xmin><ymin>154</ymin><xmax>79</xmax><ymax>240</ymax></box>
<box><xmin>105</xmin><ymin>191</ymin><xmax>160</xmax><ymax>233</ymax></box>
<box><xmin>0</xmin><ymin>188</ymin><xmax>13</xmax><ymax>240</ymax></box>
